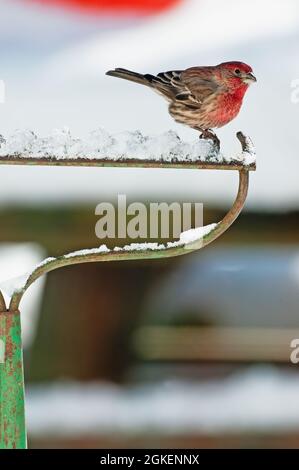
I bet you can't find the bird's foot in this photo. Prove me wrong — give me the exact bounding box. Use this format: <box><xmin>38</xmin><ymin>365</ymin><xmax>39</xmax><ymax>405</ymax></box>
<box><xmin>199</xmin><ymin>129</ymin><xmax>220</xmax><ymax>152</ymax></box>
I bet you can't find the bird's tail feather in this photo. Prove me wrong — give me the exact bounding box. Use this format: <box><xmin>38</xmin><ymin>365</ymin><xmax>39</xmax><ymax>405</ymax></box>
<box><xmin>106</xmin><ymin>68</ymin><xmax>155</xmax><ymax>87</ymax></box>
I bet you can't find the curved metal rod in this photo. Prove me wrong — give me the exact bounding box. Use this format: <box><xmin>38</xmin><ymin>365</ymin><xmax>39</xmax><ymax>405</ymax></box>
<box><xmin>8</xmin><ymin>169</ymin><xmax>249</xmax><ymax>311</ymax></box>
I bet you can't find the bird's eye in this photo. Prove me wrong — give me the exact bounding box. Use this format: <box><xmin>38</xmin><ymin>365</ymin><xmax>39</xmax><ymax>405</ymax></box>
<box><xmin>234</xmin><ymin>69</ymin><xmax>241</xmax><ymax>75</ymax></box>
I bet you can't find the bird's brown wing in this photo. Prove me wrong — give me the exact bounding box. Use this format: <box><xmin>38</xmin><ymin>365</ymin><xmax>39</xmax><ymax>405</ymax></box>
<box><xmin>150</xmin><ymin>67</ymin><xmax>225</xmax><ymax>108</ymax></box>
<box><xmin>178</xmin><ymin>67</ymin><xmax>226</xmax><ymax>106</ymax></box>
<box><xmin>147</xmin><ymin>70</ymin><xmax>187</xmax><ymax>101</ymax></box>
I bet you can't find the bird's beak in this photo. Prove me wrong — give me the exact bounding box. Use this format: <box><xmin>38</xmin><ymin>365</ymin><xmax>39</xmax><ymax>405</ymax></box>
<box><xmin>243</xmin><ymin>72</ymin><xmax>257</xmax><ymax>84</ymax></box>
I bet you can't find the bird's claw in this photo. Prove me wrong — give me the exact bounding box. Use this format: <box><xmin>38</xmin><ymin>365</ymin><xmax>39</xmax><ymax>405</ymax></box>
<box><xmin>199</xmin><ymin>130</ymin><xmax>220</xmax><ymax>152</ymax></box>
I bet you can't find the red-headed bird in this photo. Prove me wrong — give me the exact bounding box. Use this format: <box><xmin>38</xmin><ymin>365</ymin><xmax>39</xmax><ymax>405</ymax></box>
<box><xmin>106</xmin><ymin>61</ymin><xmax>256</xmax><ymax>147</ymax></box>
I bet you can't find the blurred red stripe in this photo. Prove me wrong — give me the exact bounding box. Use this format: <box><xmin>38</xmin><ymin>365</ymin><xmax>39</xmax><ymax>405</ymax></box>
<box><xmin>27</xmin><ymin>0</ymin><xmax>181</xmax><ymax>14</ymax></box>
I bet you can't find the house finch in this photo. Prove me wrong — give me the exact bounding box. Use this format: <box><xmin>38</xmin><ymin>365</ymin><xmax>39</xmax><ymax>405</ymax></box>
<box><xmin>106</xmin><ymin>61</ymin><xmax>256</xmax><ymax>147</ymax></box>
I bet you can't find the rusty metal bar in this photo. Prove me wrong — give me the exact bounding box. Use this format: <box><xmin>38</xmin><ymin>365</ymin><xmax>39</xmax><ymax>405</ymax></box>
<box><xmin>0</xmin><ymin>155</ymin><xmax>255</xmax><ymax>171</ymax></box>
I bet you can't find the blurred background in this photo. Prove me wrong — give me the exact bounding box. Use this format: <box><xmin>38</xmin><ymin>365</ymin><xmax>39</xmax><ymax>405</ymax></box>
<box><xmin>0</xmin><ymin>0</ymin><xmax>299</xmax><ymax>449</ymax></box>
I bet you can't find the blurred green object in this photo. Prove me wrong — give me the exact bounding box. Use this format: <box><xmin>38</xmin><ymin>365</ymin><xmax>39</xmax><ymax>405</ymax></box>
<box><xmin>0</xmin><ymin>308</ymin><xmax>26</xmax><ymax>449</ymax></box>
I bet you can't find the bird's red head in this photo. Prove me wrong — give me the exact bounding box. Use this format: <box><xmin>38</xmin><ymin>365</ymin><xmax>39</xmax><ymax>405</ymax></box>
<box><xmin>217</xmin><ymin>61</ymin><xmax>256</xmax><ymax>89</ymax></box>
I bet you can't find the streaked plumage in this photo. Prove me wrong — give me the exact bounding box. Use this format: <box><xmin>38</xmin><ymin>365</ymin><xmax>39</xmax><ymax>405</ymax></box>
<box><xmin>106</xmin><ymin>61</ymin><xmax>256</xmax><ymax>136</ymax></box>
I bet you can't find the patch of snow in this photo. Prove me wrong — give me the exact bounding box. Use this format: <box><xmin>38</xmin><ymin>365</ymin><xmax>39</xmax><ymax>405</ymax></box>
<box><xmin>233</xmin><ymin>134</ymin><xmax>256</xmax><ymax>166</ymax></box>
<box><xmin>35</xmin><ymin>256</ymin><xmax>56</xmax><ymax>269</ymax></box>
<box><xmin>0</xmin><ymin>256</ymin><xmax>57</xmax><ymax>300</ymax></box>
<box><xmin>61</xmin><ymin>223</ymin><xmax>217</xmax><ymax>259</ymax></box>
<box><xmin>64</xmin><ymin>245</ymin><xmax>110</xmax><ymax>258</ymax></box>
<box><xmin>0</xmin><ymin>128</ymin><xmax>240</xmax><ymax>164</ymax></box>
<box><xmin>114</xmin><ymin>242</ymin><xmax>165</xmax><ymax>252</ymax></box>
<box><xmin>0</xmin><ymin>243</ymin><xmax>46</xmax><ymax>348</ymax></box>
<box><xmin>179</xmin><ymin>223</ymin><xmax>217</xmax><ymax>245</ymax></box>
<box><xmin>114</xmin><ymin>241</ymin><xmax>183</xmax><ymax>252</ymax></box>
<box><xmin>26</xmin><ymin>367</ymin><xmax>299</xmax><ymax>436</ymax></box>
<box><xmin>0</xmin><ymin>272</ymin><xmax>30</xmax><ymax>297</ymax></box>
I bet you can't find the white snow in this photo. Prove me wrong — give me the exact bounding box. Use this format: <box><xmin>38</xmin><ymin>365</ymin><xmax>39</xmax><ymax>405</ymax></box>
<box><xmin>0</xmin><ymin>256</ymin><xmax>57</xmax><ymax>300</ymax></box>
<box><xmin>179</xmin><ymin>223</ymin><xmax>218</xmax><ymax>245</ymax></box>
<box><xmin>0</xmin><ymin>243</ymin><xmax>46</xmax><ymax>348</ymax></box>
<box><xmin>35</xmin><ymin>256</ymin><xmax>56</xmax><ymax>269</ymax></box>
<box><xmin>26</xmin><ymin>366</ymin><xmax>299</xmax><ymax>436</ymax></box>
<box><xmin>233</xmin><ymin>134</ymin><xmax>256</xmax><ymax>166</ymax></box>
<box><xmin>0</xmin><ymin>128</ymin><xmax>236</xmax><ymax>163</ymax></box>
<box><xmin>64</xmin><ymin>245</ymin><xmax>110</xmax><ymax>258</ymax></box>
<box><xmin>0</xmin><ymin>128</ymin><xmax>256</xmax><ymax>165</ymax></box>
<box><xmin>60</xmin><ymin>223</ymin><xmax>217</xmax><ymax>257</ymax></box>
<box><xmin>0</xmin><ymin>272</ymin><xmax>30</xmax><ymax>297</ymax></box>
<box><xmin>113</xmin><ymin>242</ymin><xmax>169</xmax><ymax>252</ymax></box>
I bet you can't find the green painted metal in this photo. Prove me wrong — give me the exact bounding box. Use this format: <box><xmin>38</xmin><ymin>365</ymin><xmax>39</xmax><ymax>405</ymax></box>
<box><xmin>0</xmin><ymin>308</ymin><xmax>27</xmax><ymax>449</ymax></box>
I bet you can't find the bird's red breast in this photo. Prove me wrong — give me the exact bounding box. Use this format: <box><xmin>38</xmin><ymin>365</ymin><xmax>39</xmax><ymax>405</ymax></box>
<box><xmin>209</xmin><ymin>84</ymin><xmax>249</xmax><ymax>128</ymax></box>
